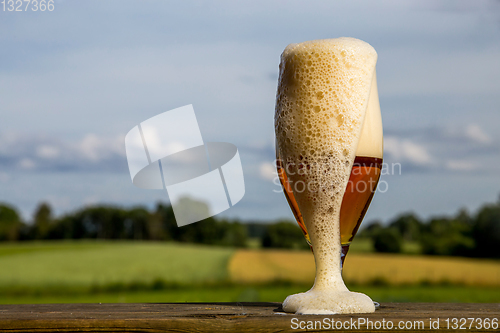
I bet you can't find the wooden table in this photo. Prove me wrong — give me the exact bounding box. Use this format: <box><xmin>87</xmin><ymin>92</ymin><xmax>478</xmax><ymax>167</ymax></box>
<box><xmin>0</xmin><ymin>302</ymin><xmax>498</xmax><ymax>332</ymax></box>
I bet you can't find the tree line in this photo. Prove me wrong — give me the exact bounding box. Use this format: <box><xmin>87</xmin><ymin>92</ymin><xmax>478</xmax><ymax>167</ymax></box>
<box><xmin>258</xmin><ymin>200</ymin><xmax>500</xmax><ymax>258</ymax></box>
<box><xmin>0</xmin><ymin>203</ymin><xmax>247</xmax><ymax>247</ymax></box>
<box><xmin>357</xmin><ymin>202</ymin><xmax>500</xmax><ymax>258</ymax></box>
<box><xmin>0</xmin><ymin>198</ymin><xmax>499</xmax><ymax>258</ymax></box>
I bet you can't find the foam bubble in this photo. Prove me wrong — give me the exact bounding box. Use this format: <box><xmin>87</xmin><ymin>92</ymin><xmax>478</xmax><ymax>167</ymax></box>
<box><xmin>275</xmin><ymin>37</ymin><xmax>378</xmax><ymax>314</ymax></box>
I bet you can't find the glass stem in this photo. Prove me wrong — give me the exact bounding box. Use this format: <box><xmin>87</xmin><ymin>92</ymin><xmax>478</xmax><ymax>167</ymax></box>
<box><xmin>340</xmin><ymin>244</ymin><xmax>350</xmax><ymax>272</ymax></box>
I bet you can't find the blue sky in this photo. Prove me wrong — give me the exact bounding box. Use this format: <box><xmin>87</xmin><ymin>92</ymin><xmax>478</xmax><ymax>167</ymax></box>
<box><xmin>1</xmin><ymin>0</ymin><xmax>500</xmax><ymax>224</ymax></box>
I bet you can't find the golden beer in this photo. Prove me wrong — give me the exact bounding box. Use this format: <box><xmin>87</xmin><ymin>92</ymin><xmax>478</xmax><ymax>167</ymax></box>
<box><xmin>277</xmin><ymin>156</ymin><xmax>382</xmax><ymax>258</ymax></box>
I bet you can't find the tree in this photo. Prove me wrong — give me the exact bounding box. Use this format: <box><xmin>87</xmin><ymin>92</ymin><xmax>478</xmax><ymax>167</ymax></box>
<box><xmin>218</xmin><ymin>220</ymin><xmax>247</xmax><ymax>247</ymax></box>
<box><xmin>356</xmin><ymin>220</ymin><xmax>383</xmax><ymax>238</ymax></box>
<box><xmin>373</xmin><ymin>228</ymin><xmax>402</xmax><ymax>253</ymax></box>
<box><xmin>262</xmin><ymin>220</ymin><xmax>310</xmax><ymax>249</ymax></box>
<box><xmin>388</xmin><ymin>213</ymin><xmax>422</xmax><ymax>242</ymax></box>
<box><xmin>473</xmin><ymin>204</ymin><xmax>500</xmax><ymax>258</ymax></box>
<box><xmin>420</xmin><ymin>217</ymin><xmax>474</xmax><ymax>256</ymax></box>
<box><xmin>0</xmin><ymin>204</ymin><xmax>23</xmax><ymax>241</ymax></box>
<box><xmin>33</xmin><ymin>202</ymin><xmax>52</xmax><ymax>239</ymax></box>
<box><xmin>146</xmin><ymin>209</ymin><xmax>166</xmax><ymax>240</ymax></box>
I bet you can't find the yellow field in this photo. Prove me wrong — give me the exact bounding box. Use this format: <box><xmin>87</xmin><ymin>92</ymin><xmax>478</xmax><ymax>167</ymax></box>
<box><xmin>228</xmin><ymin>249</ymin><xmax>315</xmax><ymax>284</ymax></box>
<box><xmin>228</xmin><ymin>249</ymin><xmax>500</xmax><ymax>287</ymax></box>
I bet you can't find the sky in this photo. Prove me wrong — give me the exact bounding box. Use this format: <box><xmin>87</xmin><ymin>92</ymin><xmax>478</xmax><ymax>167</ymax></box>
<box><xmin>1</xmin><ymin>0</ymin><xmax>500</xmax><ymax>225</ymax></box>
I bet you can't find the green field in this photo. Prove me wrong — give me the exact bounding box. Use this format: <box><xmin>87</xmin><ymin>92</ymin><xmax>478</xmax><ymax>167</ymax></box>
<box><xmin>0</xmin><ymin>241</ymin><xmax>233</xmax><ymax>290</ymax></box>
<box><xmin>1</xmin><ymin>285</ymin><xmax>499</xmax><ymax>305</ymax></box>
<box><xmin>0</xmin><ymin>241</ymin><xmax>498</xmax><ymax>304</ymax></box>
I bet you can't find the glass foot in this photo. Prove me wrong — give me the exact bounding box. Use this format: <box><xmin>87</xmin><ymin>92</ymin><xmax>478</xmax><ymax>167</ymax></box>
<box><xmin>374</xmin><ymin>301</ymin><xmax>380</xmax><ymax>309</ymax></box>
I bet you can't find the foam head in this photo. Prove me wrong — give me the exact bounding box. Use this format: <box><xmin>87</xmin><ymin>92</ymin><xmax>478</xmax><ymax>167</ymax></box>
<box><xmin>275</xmin><ymin>37</ymin><xmax>378</xmax><ymax>162</ymax></box>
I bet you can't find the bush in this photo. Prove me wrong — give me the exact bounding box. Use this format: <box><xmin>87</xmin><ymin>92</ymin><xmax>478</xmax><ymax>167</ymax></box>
<box><xmin>0</xmin><ymin>204</ymin><xmax>23</xmax><ymax>241</ymax></box>
<box><xmin>420</xmin><ymin>217</ymin><xmax>474</xmax><ymax>256</ymax></box>
<box><xmin>373</xmin><ymin>228</ymin><xmax>402</xmax><ymax>253</ymax></box>
<box><xmin>262</xmin><ymin>221</ymin><xmax>309</xmax><ymax>250</ymax></box>
<box><xmin>388</xmin><ymin>213</ymin><xmax>422</xmax><ymax>242</ymax></box>
<box><xmin>473</xmin><ymin>204</ymin><xmax>500</xmax><ymax>258</ymax></box>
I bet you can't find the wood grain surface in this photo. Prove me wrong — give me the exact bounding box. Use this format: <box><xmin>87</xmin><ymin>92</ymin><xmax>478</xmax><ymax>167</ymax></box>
<box><xmin>0</xmin><ymin>302</ymin><xmax>498</xmax><ymax>332</ymax></box>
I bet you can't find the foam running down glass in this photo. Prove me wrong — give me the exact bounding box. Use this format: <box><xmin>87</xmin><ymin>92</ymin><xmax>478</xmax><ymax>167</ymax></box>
<box><xmin>274</xmin><ymin>38</ymin><xmax>383</xmax><ymax>314</ymax></box>
<box><xmin>277</xmin><ymin>73</ymin><xmax>383</xmax><ymax>265</ymax></box>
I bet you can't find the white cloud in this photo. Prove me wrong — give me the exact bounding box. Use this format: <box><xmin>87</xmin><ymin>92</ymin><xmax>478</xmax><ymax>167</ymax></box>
<box><xmin>401</xmin><ymin>141</ymin><xmax>432</xmax><ymax>165</ymax></box>
<box><xmin>19</xmin><ymin>158</ymin><xmax>36</xmax><ymax>170</ymax></box>
<box><xmin>79</xmin><ymin>134</ymin><xmax>102</xmax><ymax>161</ymax></box>
<box><xmin>465</xmin><ymin>124</ymin><xmax>491</xmax><ymax>144</ymax></box>
<box><xmin>384</xmin><ymin>137</ymin><xmax>433</xmax><ymax>166</ymax></box>
<box><xmin>0</xmin><ymin>133</ymin><xmax>126</xmax><ymax>172</ymax></box>
<box><xmin>76</xmin><ymin>133</ymin><xmax>125</xmax><ymax>162</ymax></box>
<box><xmin>384</xmin><ymin>123</ymin><xmax>499</xmax><ymax>174</ymax></box>
<box><xmin>36</xmin><ymin>145</ymin><xmax>60</xmax><ymax>159</ymax></box>
<box><xmin>259</xmin><ymin>161</ymin><xmax>277</xmax><ymax>181</ymax></box>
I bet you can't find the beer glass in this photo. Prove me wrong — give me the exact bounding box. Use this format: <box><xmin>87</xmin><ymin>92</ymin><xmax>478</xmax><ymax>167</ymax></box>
<box><xmin>275</xmin><ymin>38</ymin><xmax>381</xmax><ymax>314</ymax></box>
